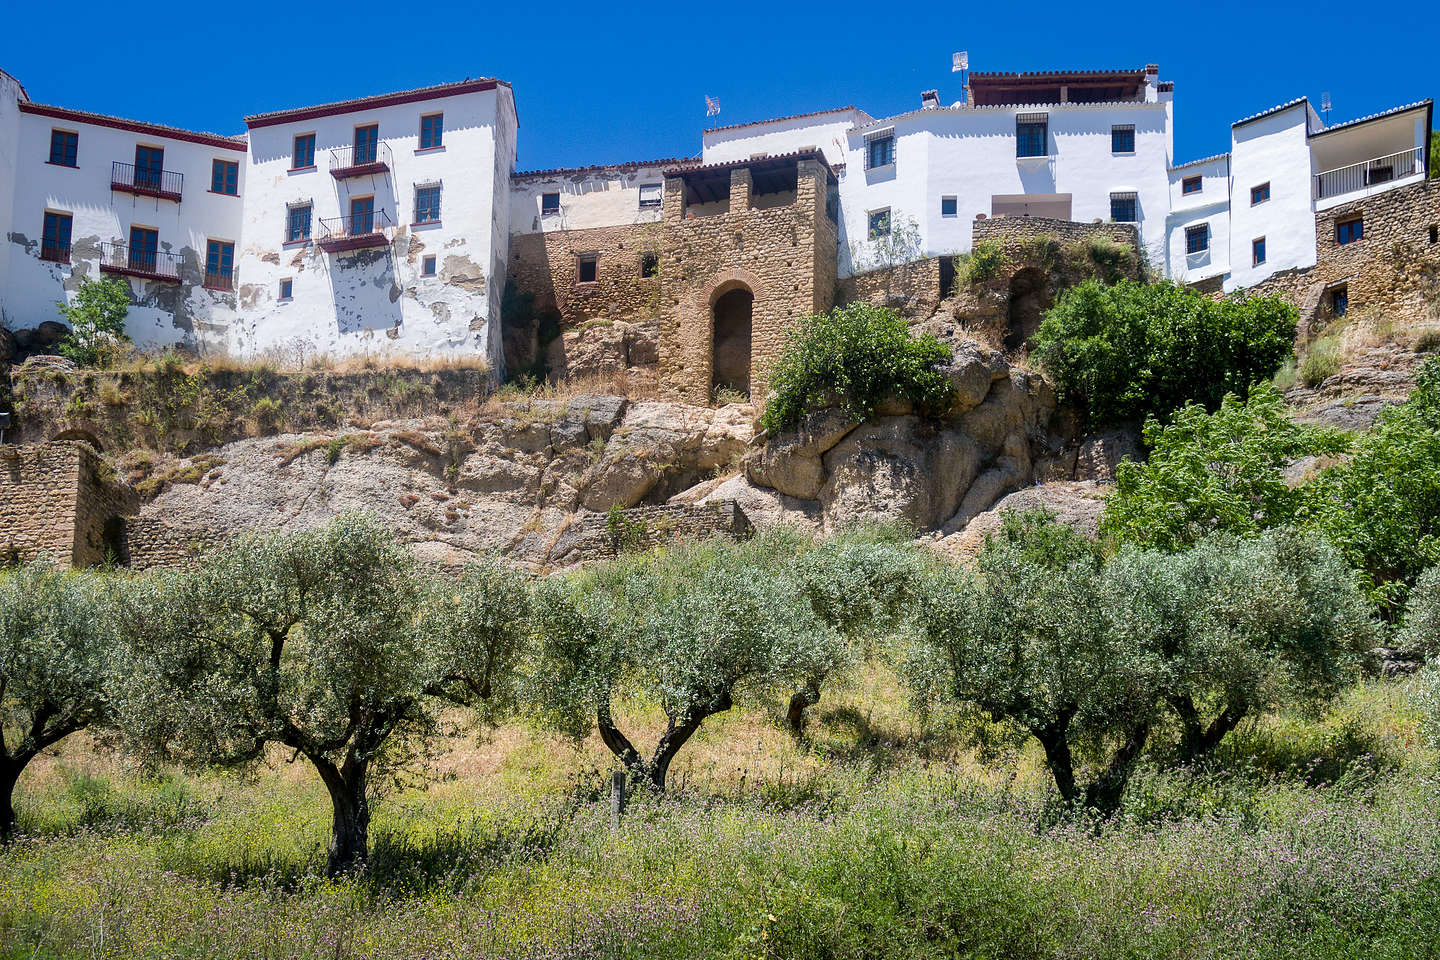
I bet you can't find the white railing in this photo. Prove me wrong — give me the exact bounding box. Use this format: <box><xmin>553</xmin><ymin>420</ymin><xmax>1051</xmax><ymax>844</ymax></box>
<box><xmin>1313</xmin><ymin>147</ymin><xmax>1424</xmax><ymax>200</ymax></box>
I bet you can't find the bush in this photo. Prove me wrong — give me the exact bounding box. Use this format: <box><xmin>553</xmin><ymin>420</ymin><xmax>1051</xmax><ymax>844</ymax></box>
<box><xmin>1032</xmin><ymin>279</ymin><xmax>1297</xmax><ymax>428</ymax></box>
<box><xmin>1396</xmin><ymin>566</ymin><xmax>1440</xmax><ymax>659</ymax></box>
<box><xmin>954</xmin><ymin>239</ymin><xmax>1007</xmax><ymax>286</ymax></box>
<box><xmin>1299</xmin><ymin>335</ymin><xmax>1342</xmax><ymax>386</ymax></box>
<box><xmin>56</xmin><ymin>276</ymin><xmax>131</xmax><ymax>367</ymax></box>
<box><xmin>760</xmin><ymin>302</ymin><xmax>952</xmax><ymax>433</ymax></box>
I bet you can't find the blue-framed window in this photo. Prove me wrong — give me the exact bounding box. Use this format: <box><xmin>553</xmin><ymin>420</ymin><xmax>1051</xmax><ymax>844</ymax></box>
<box><xmin>865</xmin><ymin>133</ymin><xmax>894</xmax><ymax>169</ymax></box>
<box><xmin>541</xmin><ymin>192</ymin><xmax>560</xmax><ymax>215</ymax></box>
<box><xmin>1252</xmin><ymin>236</ymin><xmax>1266</xmax><ymax>265</ymax></box>
<box><xmin>129</xmin><ymin>226</ymin><xmax>159</xmax><ymax>271</ymax></box>
<box><xmin>867</xmin><ymin>208</ymin><xmax>891</xmax><ymax>239</ymax></box>
<box><xmin>422</xmin><ymin>255</ymin><xmax>437</xmax><ymax>277</ymax></box>
<box><xmin>349</xmin><ymin>196</ymin><xmax>375</xmax><ymax>235</ymax></box>
<box><xmin>940</xmin><ymin>196</ymin><xmax>958</xmax><ymax>217</ymax></box>
<box><xmin>211</xmin><ymin>159</ymin><xmax>238</xmax><ymax>196</ymax></box>
<box><xmin>279</xmin><ymin>278</ymin><xmax>293</xmax><ymax>300</ymax></box>
<box><xmin>1016</xmin><ymin>115</ymin><xmax>1048</xmax><ymax>158</ymax></box>
<box><xmin>134</xmin><ymin>145</ymin><xmax>165</xmax><ymax>190</ymax></box>
<box><xmin>1111</xmin><ymin>125</ymin><xmax>1135</xmax><ymax>153</ymax></box>
<box><xmin>1250</xmin><ymin>182</ymin><xmax>1270</xmax><ymax>205</ymax></box>
<box><xmin>48</xmin><ymin>129</ymin><xmax>78</xmax><ymax>166</ymax></box>
<box><xmin>420</xmin><ymin>113</ymin><xmax>443</xmax><ymax>149</ymax></box>
<box><xmin>1185</xmin><ymin>224</ymin><xmax>1209</xmax><ymax>254</ymax></box>
<box><xmin>292</xmin><ymin>133</ymin><xmax>316</xmax><ymax>169</ymax></box>
<box><xmin>1110</xmin><ymin>193</ymin><xmax>1137</xmax><ymax>223</ymax></box>
<box><xmin>414</xmin><ymin>185</ymin><xmax>441</xmax><ymax>224</ymax></box>
<box><xmin>1336</xmin><ymin>217</ymin><xmax>1363</xmax><ymax>245</ymax></box>
<box><xmin>286</xmin><ymin>203</ymin><xmax>312</xmax><ymax>243</ymax></box>
<box><xmin>1182</xmin><ymin>175</ymin><xmax>1202</xmax><ymax>195</ymax></box>
<box><xmin>41</xmin><ymin>211</ymin><xmax>72</xmax><ymax>262</ymax></box>
<box><xmin>353</xmin><ymin>124</ymin><xmax>379</xmax><ymax>165</ymax></box>
<box><xmin>205</xmin><ymin>239</ymin><xmax>234</xmax><ymax>283</ymax></box>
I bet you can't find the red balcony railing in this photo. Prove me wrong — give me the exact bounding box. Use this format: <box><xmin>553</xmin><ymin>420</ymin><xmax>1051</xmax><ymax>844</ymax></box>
<box><xmin>330</xmin><ymin>141</ymin><xmax>392</xmax><ymax>180</ymax></box>
<box><xmin>316</xmin><ymin>209</ymin><xmax>394</xmax><ymax>252</ymax></box>
<box><xmin>98</xmin><ymin>241</ymin><xmax>182</xmax><ymax>283</ymax></box>
<box><xmin>111</xmin><ymin>161</ymin><xmax>183</xmax><ymax>202</ymax></box>
<box><xmin>40</xmin><ymin>241</ymin><xmax>71</xmax><ymax>264</ymax></box>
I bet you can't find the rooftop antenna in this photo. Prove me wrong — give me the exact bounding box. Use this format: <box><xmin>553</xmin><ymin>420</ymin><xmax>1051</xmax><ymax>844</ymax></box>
<box><xmin>953</xmin><ymin>51</ymin><xmax>969</xmax><ymax>104</ymax></box>
<box><xmin>1321</xmin><ymin>92</ymin><xmax>1333</xmax><ymax>126</ymax></box>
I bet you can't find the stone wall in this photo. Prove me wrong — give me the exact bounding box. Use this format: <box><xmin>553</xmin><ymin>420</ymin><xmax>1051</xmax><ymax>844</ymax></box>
<box><xmin>568</xmin><ymin>499</ymin><xmax>751</xmax><ymax>559</ymax></box>
<box><xmin>125</xmin><ymin>517</ymin><xmax>229</xmax><ymax>571</ymax></box>
<box><xmin>971</xmin><ymin>216</ymin><xmax>1141</xmax><ymax>251</ymax></box>
<box><xmin>0</xmin><ymin>441</ymin><xmax>133</xmax><ymax>565</ymax></box>
<box><xmin>838</xmin><ymin>257</ymin><xmax>946</xmax><ymax>316</ymax></box>
<box><xmin>658</xmin><ymin>156</ymin><xmax>839</xmax><ymax>405</ymax></box>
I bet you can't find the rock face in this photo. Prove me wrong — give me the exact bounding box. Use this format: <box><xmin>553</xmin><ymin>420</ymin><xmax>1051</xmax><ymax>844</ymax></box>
<box><xmin>930</xmin><ymin>481</ymin><xmax>1110</xmax><ymax>561</ymax></box>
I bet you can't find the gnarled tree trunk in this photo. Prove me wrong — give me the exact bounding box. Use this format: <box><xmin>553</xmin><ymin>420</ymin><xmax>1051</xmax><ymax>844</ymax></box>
<box><xmin>786</xmin><ymin>679</ymin><xmax>822</xmax><ymax>739</ymax></box>
<box><xmin>1171</xmin><ymin>695</ymin><xmax>1248</xmax><ymax>764</ymax></box>
<box><xmin>596</xmin><ymin>692</ymin><xmax>734</xmax><ymax>792</ymax></box>
<box><xmin>0</xmin><ymin>759</ymin><xmax>20</xmax><ymax>844</ymax></box>
<box><xmin>310</xmin><ymin>753</ymin><xmax>371</xmax><ymax>877</ymax></box>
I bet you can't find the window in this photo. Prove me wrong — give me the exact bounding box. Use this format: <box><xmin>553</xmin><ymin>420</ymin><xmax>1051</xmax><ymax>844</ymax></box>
<box><xmin>134</xmin><ymin>145</ymin><xmax>164</xmax><ymax>190</ymax></box>
<box><xmin>205</xmin><ymin>240</ymin><xmax>234</xmax><ymax>289</ymax></box>
<box><xmin>1330</xmin><ymin>285</ymin><xmax>1348</xmax><ymax>317</ymax></box>
<box><xmin>577</xmin><ymin>254</ymin><xmax>598</xmax><ymax>283</ymax></box>
<box><xmin>422</xmin><ymin>255</ymin><xmax>437</xmax><ymax>277</ymax></box>
<box><xmin>1250</xmin><ymin>182</ymin><xmax>1270</xmax><ymax>205</ymax></box>
<box><xmin>48</xmin><ymin>129</ymin><xmax>78</xmax><ymax>166</ymax></box>
<box><xmin>1252</xmin><ymin>236</ymin><xmax>1266</xmax><ymax>266</ymax></box>
<box><xmin>1336</xmin><ymin>217</ymin><xmax>1363</xmax><ymax>245</ymax></box>
<box><xmin>286</xmin><ymin>203</ymin><xmax>312</xmax><ymax>243</ymax></box>
<box><xmin>638</xmin><ymin>183</ymin><xmax>663</xmax><ymax>208</ymax></box>
<box><xmin>640</xmin><ymin>252</ymin><xmax>659</xmax><ymax>278</ymax></box>
<box><xmin>419</xmin><ymin>113</ymin><xmax>443</xmax><ymax>150</ymax></box>
<box><xmin>541</xmin><ymin>192</ymin><xmax>560</xmax><ymax>216</ymax></box>
<box><xmin>1430</xmin><ymin>225</ymin><xmax>1438</xmax><ymax>244</ymax></box>
<box><xmin>1016</xmin><ymin>114</ymin><xmax>1048</xmax><ymax>158</ymax></box>
<box><xmin>1111</xmin><ymin>124</ymin><xmax>1135</xmax><ymax>153</ymax></box>
<box><xmin>292</xmin><ymin>133</ymin><xmax>316</xmax><ymax>169</ymax></box>
<box><xmin>129</xmin><ymin>226</ymin><xmax>159</xmax><ymax>271</ymax></box>
<box><xmin>865</xmin><ymin>133</ymin><xmax>895</xmax><ymax>169</ymax></box>
<box><xmin>1182</xmin><ymin>175</ymin><xmax>1202</xmax><ymax>195</ymax></box>
<box><xmin>1365</xmin><ymin>164</ymin><xmax>1394</xmax><ymax>186</ymax></box>
<box><xmin>940</xmin><ymin>196</ymin><xmax>958</xmax><ymax>217</ymax></box>
<box><xmin>1110</xmin><ymin>192</ymin><xmax>1137</xmax><ymax>223</ymax></box>
<box><xmin>1185</xmin><ymin>224</ymin><xmax>1209</xmax><ymax>254</ymax></box>
<box><xmin>41</xmin><ymin>211</ymin><xmax>72</xmax><ymax>263</ymax></box>
<box><xmin>211</xmin><ymin>159</ymin><xmax>239</xmax><ymax>196</ymax></box>
<box><xmin>349</xmin><ymin>196</ymin><xmax>375</xmax><ymax>234</ymax></box>
<box><xmin>868</xmin><ymin>208</ymin><xmax>891</xmax><ymax>239</ymax></box>
<box><xmin>278</xmin><ymin>278</ymin><xmax>293</xmax><ymax>301</ymax></box>
<box><xmin>414</xmin><ymin>184</ymin><xmax>442</xmax><ymax>224</ymax></box>
<box><xmin>354</xmin><ymin>124</ymin><xmax>380</xmax><ymax>165</ymax></box>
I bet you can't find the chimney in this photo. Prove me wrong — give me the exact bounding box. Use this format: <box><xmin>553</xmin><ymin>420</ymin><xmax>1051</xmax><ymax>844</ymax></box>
<box><xmin>921</xmin><ymin>89</ymin><xmax>940</xmax><ymax>109</ymax></box>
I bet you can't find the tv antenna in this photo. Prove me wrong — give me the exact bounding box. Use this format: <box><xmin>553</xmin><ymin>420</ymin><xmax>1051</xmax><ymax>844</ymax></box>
<box><xmin>1321</xmin><ymin>92</ymin><xmax>1332</xmax><ymax>126</ymax></box>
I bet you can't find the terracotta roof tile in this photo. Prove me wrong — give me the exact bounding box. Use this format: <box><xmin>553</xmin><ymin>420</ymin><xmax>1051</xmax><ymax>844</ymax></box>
<box><xmin>245</xmin><ymin>78</ymin><xmax>507</xmax><ymax>128</ymax></box>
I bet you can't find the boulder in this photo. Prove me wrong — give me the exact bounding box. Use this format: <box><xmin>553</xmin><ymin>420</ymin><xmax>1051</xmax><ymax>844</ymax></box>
<box><xmin>1074</xmin><ymin>428</ymin><xmax>1141</xmax><ymax>482</ymax></box>
<box><xmin>697</xmin><ymin>474</ymin><xmax>823</xmax><ymax>531</ymax></box>
<box><xmin>746</xmin><ymin>407</ymin><xmax>858</xmax><ymax>500</ymax></box>
<box><xmin>939</xmin><ymin>339</ymin><xmax>1007</xmax><ymax>415</ymax></box>
<box><xmin>818</xmin><ymin>416</ymin><xmax>982</xmax><ymax>529</ymax></box>
<box><xmin>932</xmin><ymin>481</ymin><xmax>1110</xmax><ymax>561</ymax></box>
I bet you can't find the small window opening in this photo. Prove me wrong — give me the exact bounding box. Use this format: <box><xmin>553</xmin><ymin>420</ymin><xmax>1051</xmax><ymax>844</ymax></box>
<box><xmin>422</xmin><ymin>255</ymin><xmax>437</xmax><ymax>277</ymax></box>
<box><xmin>940</xmin><ymin>196</ymin><xmax>958</xmax><ymax>217</ymax></box>
<box><xmin>577</xmin><ymin>254</ymin><xmax>598</xmax><ymax>283</ymax></box>
<box><xmin>1429</xmin><ymin>224</ymin><xmax>1438</xmax><ymax>244</ymax></box>
<box><xmin>1330</xmin><ymin>284</ymin><xmax>1348</xmax><ymax>317</ymax></box>
<box><xmin>1252</xmin><ymin>236</ymin><xmax>1266</xmax><ymax>266</ymax></box>
<box><xmin>541</xmin><ymin>192</ymin><xmax>560</xmax><ymax>216</ymax></box>
<box><xmin>1336</xmin><ymin>217</ymin><xmax>1363</xmax><ymax>245</ymax></box>
<box><xmin>640</xmin><ymin>253</ymin><xmax>659</xmax><ymax>278</ymax></box>
<box><xmin>278</xmin><ymin>278</ymin><xmax>293</xmax><ymax>300</ymax></box>
<box><xmin>1182</xmin><ymin>175</ymin><xmax>1202</xmax><ymax>195</ymax></box>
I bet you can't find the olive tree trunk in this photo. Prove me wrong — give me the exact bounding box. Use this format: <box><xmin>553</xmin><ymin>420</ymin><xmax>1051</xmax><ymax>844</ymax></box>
<box><xmin>786</xmin><ymin>679</ymin><xmax>822</xmax><ymax>739</ymax></box>
<box><xmin>1171</xmin><ymin>695</ymin><xmax>1248</xmax><ymax>764</ymax></box>
<box><xmin>310</xmin><ymin>753</ymin><xmax>371</xmax><ymax>877</ymax></box>
<box><xmin>597</xmin><ymin>693</ymin><xmax>733</xmax><ymax>792</ymax></box>
<box><xmin>0</xmin><ymin>759</ymin><xmax>19</xmax><ymax>844</ymax></box>
<box><xmin>1031</xmin><ymin>716</ymin><xmax>1151</xmax><ymax>816</ymax></box>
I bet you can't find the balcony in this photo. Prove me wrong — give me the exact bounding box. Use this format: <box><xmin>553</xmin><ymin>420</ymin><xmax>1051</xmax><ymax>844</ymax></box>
<box><xmin>111</xmin><ymin>161</ymin><xmax>183</xmax><ymax>202</ymax></box>
<box><xmin>330</xmin><ymin>142</ymin><xmax>392</xmax><ymax>180</ymax></box>
<box><xmin>39</xmin><ymin>241</ymin><xmax>71</xmax><ymax>264</ymax></box>
<box><xmin>317</xmin><ymin>210</ymin><xmax>394</xmax><ymax>253</ymax></box>
<box><xmin>1313</xmin><ymin>147</ymin><xmax>1424</xmax><ymax>201</ymax></box>
<box><xmin>98</xmin><ymin>241</ymin><xmax>182</xmax><ymax>283</ymax></box>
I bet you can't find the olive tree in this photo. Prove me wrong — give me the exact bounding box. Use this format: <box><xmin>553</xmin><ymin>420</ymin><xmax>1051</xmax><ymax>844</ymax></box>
<box><xmin>1397</xmin><ymin>567</ymin><xmax>1440</xmax><ymax>660</ymax></box>
<box><xmin>0</xmin><ymin>563</ymin><xmax>115</xmax><ymax>842</ymax></box>
<box><xmin>115</xmin><ymin>515</ymin><xmax>531</xmax><ymax>875</ymax></box>
<box><xmin>530</xmin><ymin>537</ymin><xmax>841</xmax><ymax>790</ymax></box>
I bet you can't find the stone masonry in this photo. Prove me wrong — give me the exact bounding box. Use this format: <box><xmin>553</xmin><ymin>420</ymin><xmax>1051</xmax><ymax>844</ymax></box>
<box><xmin>0</xmin><ymin>441</ymin><xmax>135</xmax><ymax>565</ymax></box>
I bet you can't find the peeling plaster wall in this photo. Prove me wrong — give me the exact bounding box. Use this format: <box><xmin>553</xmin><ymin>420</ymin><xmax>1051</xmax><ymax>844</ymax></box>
<box><xmin>235</xmin><ymin>86</ymin><xmax>513</xmax><ymax>363</ymax></box>
<box><xmin>509</xmin><ymin>164</ymin><xmax>669</xmax><ymax>236</ymax></box>
<box><xmin>2</xmin><ymin>108</ymin><xmax>244</xmax><ymax>348</ymax></box>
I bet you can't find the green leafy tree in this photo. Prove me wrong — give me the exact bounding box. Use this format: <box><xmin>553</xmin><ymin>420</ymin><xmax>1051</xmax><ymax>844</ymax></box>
<box><xmin>1032</xmin><ymin>279</ymin><xmax>1296</xmax><ymax>428</ymax></box>
<box><xmin>906</xmin><ymin>516</ymin><xmax>1163</xmax><ymax>814</ymax></box>
<box><xmin>530</xmin><ymin>537</ymin><xmax>842</xmax><ymax>790</ymax></box>
<box><xmin>1303</xmin><ymin>358</ymin><xmax>1440</xmax><ymax>616</ymax></box>
<box><xmin>1396</xmin><ymin>566</ymin><xmax>1440</xmax><ymax>660</ymax></box>
<box><xmin>1430</xmin><ymin>129</ymin><xmax>1440</xmax><ymax>179</ymax></box>
<box><xmin>760</xmin><ymin>302</ymin><xmax>951</xmax><ymax>433</ymax></box>
<box><xmin>0</xmin><ymin>563</ymin><xmax>116</xmax><ymax>842</ymax></box>
<box><xmin>56</xmin><ymin>276</ymin><xmax>130</xmax><ymax>367</ymax></box>
<box><xmin>1102</xmin><ymin>385</ymin><xmax>1348</xmax><ymax>551</ymax></box>
<box><xmin>116</xmin><ymin>516</ymin><xmax>531</xmax><ymax>875</ymax></box>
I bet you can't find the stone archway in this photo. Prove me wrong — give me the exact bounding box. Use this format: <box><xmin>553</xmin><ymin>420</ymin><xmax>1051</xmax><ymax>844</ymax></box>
<box><xmin>711</xmin><ymin>285</ymin><xmax>754</xmax><ymax>400</ymax></box>
<box><xmin>1006</xmin><ymin>267</ymin><xmax>1052</xmax><ymax>352</ymax></box>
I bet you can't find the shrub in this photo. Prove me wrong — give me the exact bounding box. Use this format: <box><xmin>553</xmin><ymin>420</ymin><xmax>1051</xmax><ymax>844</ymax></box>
<box><xmin>1416</xmin><ymin>327</ymin><xmax>1440</xmax><ymax>353</ymax></box>
<box><xmin>1396</xmin><ymin>566</ymin><xmax>1440</xmax><ymax>659</ymax></box>
<box><xmin>1032</xmin><ymin>279</ymin><xmax>1296</xmax><ymax>428</ymax></box>
<box><xmin>760</xmin><ymin>302</ymin><xmax>951</xmax><ymax>433</ymax></box>
<box><xmin>1101</xmin><ymin>384</ymin><xmax>1349</xmax><ymax>551</ymax></box>
<box><xmin>955</xmin><ymin>239</ymin><xmax>1007</xmax><ymax>286</ymax></box>
<box><xmin>56</xmin><ymin>276</ymin><xmax>131</xmax><ymax>367</ymax></box>
<box><xmin>1299</xmin><ymin>335</ymin><xmax>1342</xmax><ymax>386</ymax></box>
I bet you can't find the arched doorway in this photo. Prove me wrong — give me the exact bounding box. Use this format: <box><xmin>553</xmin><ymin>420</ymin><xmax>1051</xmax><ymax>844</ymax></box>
<box><xmin>711</xmin><ymin>286</ymin><xmax>753</xmax><ymax>400</ymax></box>
<box><xmin>1005</xmin><ymin>267</ymin><xmax>1052</xmax><ymax>352</ymax></box>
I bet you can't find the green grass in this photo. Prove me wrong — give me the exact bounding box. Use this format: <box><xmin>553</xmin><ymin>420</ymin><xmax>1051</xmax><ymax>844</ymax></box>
<box><xmin>2</xmin><ymin>676</ymin><xmax>1438</xmax><ymax>960</ymax></box>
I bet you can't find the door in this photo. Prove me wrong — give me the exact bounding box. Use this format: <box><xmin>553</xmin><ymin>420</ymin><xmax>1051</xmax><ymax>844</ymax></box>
<box><xmin>129</xmin><ymin>226</ymin><xmax>158</xmax><ymax>271</ymax></box>
<box><xmin>134</xmin><ymin>145</ymin><xmax>164</xmax><ymax>190</ymax></box>
<box><xmin>349</xmin><ymin>196</ymin><xmax>375</xmax><ymax>236</ymax></box>
<box><xmin>354</xmin><ymin>125</ymin><xmax>378</xmax><ymax>165</ymax></box>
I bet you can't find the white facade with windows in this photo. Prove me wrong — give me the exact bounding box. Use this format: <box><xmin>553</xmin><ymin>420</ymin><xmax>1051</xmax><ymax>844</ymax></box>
<box><xmin>508</xmin><ymin>161</ymin><xmax>675</xmax><ymax>235</ymax></box>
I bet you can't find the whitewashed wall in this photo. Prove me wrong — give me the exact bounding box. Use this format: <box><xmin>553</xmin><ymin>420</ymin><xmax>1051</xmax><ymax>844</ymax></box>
<box><xmin>701</xmin><ymin>109</ymin><xmax>868</xmax><ymax>170</ymax></box>
<box><xmin>509</xmin><ymin>164</ymin><xmax>669</xmax><ymax>235</ymax></box>
<box><xmin>2</xmin><ymin>105</ymin><xmax>244</xmax><ymax>349</ymax></box>
<box><xmin>0</xmin><ymin>70</ymin><xmax>25</xmax><ymax>316</ymax></box>
<box><xmin>1165</xmin><ymin>155</ymin><xmax>1232</xmax><ymax>283</ymax></box>
<box><xmin>234</xmin><ymin>84</ymin><xmax>516</xmax><ymax>363</ymax></box>
<box><xmin>1225</xmin><ymin>102</ymin><xmax>1319</xmax><ymax>290</ymax></box>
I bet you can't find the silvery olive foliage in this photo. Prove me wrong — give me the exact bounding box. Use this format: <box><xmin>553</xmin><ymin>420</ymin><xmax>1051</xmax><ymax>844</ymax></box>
<box><xmin>529</xmin><ymin>535</ymin><xmax>844</xmax><ymax>790</ymax></box>
<box><xmin>114</xmin><ymin>514</ymin><xmax>531</xmax><ymax>875</ymax></box>
<box><xmin>0</xmin><ymin>562</ymin><xmax>117</xmax><ymax>841</ymax></box>
<box><xmin>1396</xmin><ymin>566</ymin><xmax>1440</xmax><ymax>660</ymax></box>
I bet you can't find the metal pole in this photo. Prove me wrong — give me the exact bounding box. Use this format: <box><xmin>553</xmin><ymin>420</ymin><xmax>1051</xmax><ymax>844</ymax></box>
<box><xmin>610</xmin><ymin>769</ymin><xmax>626</xmax><ymax>829</ymax></box>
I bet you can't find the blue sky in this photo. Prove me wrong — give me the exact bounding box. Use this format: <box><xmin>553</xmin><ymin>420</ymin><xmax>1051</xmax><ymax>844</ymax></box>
<box><xmin>2</xmin><ymin>0</ymin><xmax>1434</xmax><ymax>171</ymax></box>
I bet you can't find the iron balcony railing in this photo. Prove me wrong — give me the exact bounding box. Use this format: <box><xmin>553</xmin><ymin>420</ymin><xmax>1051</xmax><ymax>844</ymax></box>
<box><xmin>1313</xmin><ymin>147</ymin><xmax>1424</xmax><ymax>200</ymax></box>
<box><xmin>111</xmin><ymin>161</ymin><xmax>184</xmax><ymax>201</ymax></box>
<box><xmin>40</xmin><ymin>241</ymin><xmax>70</xmax><ymax>264</ymax></box>
<box><xmin>329</xmin><ymin>141</ymin><xmax>393</xmax><ymax>178</ymax></box>
<box><xmin>317</xmin><ymin>209</ymin><xmax>394</xmax><ymax>251</ymax></box>
<box><xmin>203</xmin><ymin>268</ymin><xmax>235</xmax><ymax>291</ymax></box>
<box><xmin>97</xmin><ymin>241</ymin><xmax>182</xmax><ymax>282</ymax></box>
